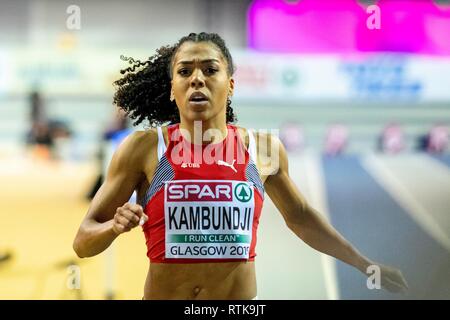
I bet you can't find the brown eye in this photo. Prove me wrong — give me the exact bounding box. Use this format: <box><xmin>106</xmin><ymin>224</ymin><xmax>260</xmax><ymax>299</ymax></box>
<box><xmin>205</xmin><ymin>67</ymin><xmax>218</xmax><ymax>75</ymax></box>
<box><xmin>178</xmin><ymin>69</ymin><xmax>190</xmax><ymax>76</ymax></box>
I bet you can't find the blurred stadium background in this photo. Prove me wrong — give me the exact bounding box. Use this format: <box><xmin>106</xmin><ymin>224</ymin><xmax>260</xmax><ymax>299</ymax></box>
<box><xmin>0</xmin><ymin>0</ymin><xmax>449</xmax><ymax>299</ymax></box>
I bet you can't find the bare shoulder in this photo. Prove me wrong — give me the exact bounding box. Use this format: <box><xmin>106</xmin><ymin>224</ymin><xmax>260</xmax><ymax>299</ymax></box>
<box><xmin>235</xmin><ymin>126</ymin><xmax>285</xmax><ymax>179</ymax></box>
<box><xmin>111</xmin><ymin>129</ymin><xmax>159</xmax><ymax>173</ymax></box>
<box><xmin>255</xmin><ymin>131</ymin><xmax>285</xmax><ymax>177</ymax></box>
<box><xmin>247</xmin><ymin>129</ymin><xmax>282</xmax><ymax>159</ymax></box>
<box><xmin>130</xmin><ymin>129</ymin><xmax>158</xmax><ymax>149</ymax></box>
<box><xmin>117</xmin><ymin>129</ymin><xmax>157</xmax><ymax>155</ymax></box>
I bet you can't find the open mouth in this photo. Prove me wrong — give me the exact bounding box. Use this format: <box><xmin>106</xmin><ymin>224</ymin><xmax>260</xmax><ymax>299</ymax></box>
<box><xmin>189</xmin><ymin>91</ymin><xmax>208</xmax><ymax>103</ymax></box>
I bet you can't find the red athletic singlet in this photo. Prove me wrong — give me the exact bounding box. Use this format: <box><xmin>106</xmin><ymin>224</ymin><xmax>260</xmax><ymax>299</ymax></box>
<box><xmin>140</xmin><ymin>123</ymin><xmax>264</xmax><ymax>263</ymax></box>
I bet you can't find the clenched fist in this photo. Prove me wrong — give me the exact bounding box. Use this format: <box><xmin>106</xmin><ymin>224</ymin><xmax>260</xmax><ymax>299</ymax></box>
<box><xmin>379</xmin><ymin>264</ymin><xmax>409</xmax><ymax>293</ymax></box>
<box><xmin>112</xmin><ymin>202</ymin><xmax>148</xmax><ymax>235</ymax></box>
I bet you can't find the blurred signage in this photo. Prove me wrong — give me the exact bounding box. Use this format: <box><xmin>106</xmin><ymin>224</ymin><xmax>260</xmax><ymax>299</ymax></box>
<box><xmin>233</xmin><ymin>52</ymin><xmax>450</xmax><ymax>102</ymax></box>
<box><xmin>340</xmin><ymin>55</ymin><xmax>422</xmax><ymax>100</ymax></box>
<box><xmin>3</xmin><ymin>48</ymin><xmax>126</xmax><ymax>96</ymax></box>
<box><xmin>2</xmin><ymin>48</ymin><xmax>450</xmax><ymax>102</ymax></box>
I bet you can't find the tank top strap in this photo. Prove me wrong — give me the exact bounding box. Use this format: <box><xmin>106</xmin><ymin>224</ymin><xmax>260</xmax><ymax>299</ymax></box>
<box><xmin>165</xmin><ymin>123</ymin><xmax>180</xmax><ymax>144</ymax></box>
<box><xmin>156</xmin><ymin>126</ymin><xmax>167</xmax><ymax>161</ymax></box>
<box><xmin>247</xmin><ymin>129</ymin><xmax>257</xmax><ymax>164</ymax></box>
<box><xmin>226</xmin><ymin>124</ymin><xmax>248</xmax><ymax>168</ymax></box>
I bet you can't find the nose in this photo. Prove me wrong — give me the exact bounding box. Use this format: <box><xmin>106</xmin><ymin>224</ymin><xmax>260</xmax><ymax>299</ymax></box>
<box><xmin>190</xmin><ymin>69</ymin><xmax>205</xmax><ymax>89</ymax></box>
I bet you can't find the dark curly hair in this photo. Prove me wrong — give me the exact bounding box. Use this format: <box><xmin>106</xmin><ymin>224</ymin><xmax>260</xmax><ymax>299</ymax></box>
<box><xmin>113</xmin><ymin>32</ymin><xmax>237</xmax><ymax>127</ymax></box>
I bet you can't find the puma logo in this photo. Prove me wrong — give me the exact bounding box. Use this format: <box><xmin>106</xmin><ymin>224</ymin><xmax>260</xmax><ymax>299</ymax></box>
<box><xmin>217</xmin><ymin>159</ymin><xmax>237</xmax><ymax>173</ymax></box>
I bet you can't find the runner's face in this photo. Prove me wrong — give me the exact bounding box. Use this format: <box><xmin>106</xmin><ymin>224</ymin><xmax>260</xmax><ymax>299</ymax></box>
<box><xmin>171</xmin><ymin>41</ymin><xmax>234</xmax><ymax>123</ymax></box>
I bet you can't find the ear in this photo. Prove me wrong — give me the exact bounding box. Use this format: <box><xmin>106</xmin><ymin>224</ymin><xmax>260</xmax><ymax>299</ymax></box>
<box><xmin>228</xmin><ymin>78</ymin><xmax>235</xmax><ymax>97</ymax></box>
<box><xmin>170</xmin><ymin>81</ymin><xmax>175</xmax><ymax>102</ymax></box>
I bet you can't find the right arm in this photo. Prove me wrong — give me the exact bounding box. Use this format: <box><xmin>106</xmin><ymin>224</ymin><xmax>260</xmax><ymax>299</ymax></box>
<box><xmin>73</xmin><ymin>130</ymin><xmax>154</xmax><ymax>258</ymax></box>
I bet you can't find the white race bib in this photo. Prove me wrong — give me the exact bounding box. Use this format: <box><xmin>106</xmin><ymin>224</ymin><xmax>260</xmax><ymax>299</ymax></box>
<box><xmin>164</xmin><ymin>180</ymin><xmax>255</xmax><ymax>259</ymax></box>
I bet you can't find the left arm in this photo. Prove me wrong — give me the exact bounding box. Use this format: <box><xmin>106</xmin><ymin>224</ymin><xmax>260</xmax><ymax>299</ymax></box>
<box><xmin>261</xmin><ymin>134</ymin><xmax>408</xmax><ymax>293</ymax></box>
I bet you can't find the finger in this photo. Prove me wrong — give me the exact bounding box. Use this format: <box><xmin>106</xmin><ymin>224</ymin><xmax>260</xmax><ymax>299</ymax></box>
<box><xmin>399</xmin><ymin>274</ymin><xmax>409</xmax><ymax>290</ymax></box>
<box><xmin>117</xmin><ymin>209</ymin><xmax>140</xmax><ymax>225</ymax></box>
<box><xmin>122</xmin><ymin>202</ymin><xmax>132</xmax><ymax>209</ymax></box>
<box><xmin>128</xmin><ymin>204</ymin><xmax>144</xmax><ymax>218</ymax></box>
<box><xmin>127</xmin><ymin>221</ymin><xmax>138</xmax><ymax>229</ymax></box>
<box><xmin>383</xmin><ymin>277</ymin><xmax>405</xmax><ymax>293</ymax></box>
<box><xmin>139</xmin><ymin>214</ymin><xmax>149</xmax><ymax>226</ymax></box>
<box><xmin>391</xmin><ymin>270</ymin><xmax>409</xmax><ymax>292</ymax></box>
<box><xmin>116</xmin><ymin>215</ymin><xmax>137</xmax><ymax>229</ymax></box>
<box><xmin>125</xmin><ymin>216</ymin><xmax>139</xmax><ymax>228</ymax></box>
<box><xmin>123</xmin><ymin>202</ymin><xmax>144</xmax><ymax>215</ymax></box>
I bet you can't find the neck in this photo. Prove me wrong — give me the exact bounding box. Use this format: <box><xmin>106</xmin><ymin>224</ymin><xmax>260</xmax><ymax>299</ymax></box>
<box><xmin>179</xmin><ymin>116</ymin><xmax>228</xmax><ymax>145</ymax></box>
